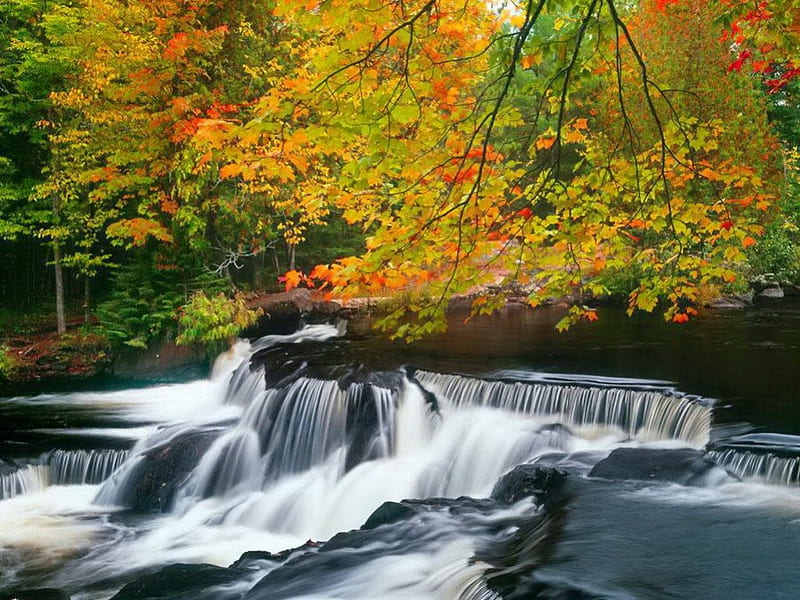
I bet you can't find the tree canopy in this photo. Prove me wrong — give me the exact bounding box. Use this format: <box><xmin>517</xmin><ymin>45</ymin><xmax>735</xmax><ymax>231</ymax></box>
<box><xmin>1</xmin><ymin>0</ymin><xmax>799</xmax><ymax>343</ymax></box>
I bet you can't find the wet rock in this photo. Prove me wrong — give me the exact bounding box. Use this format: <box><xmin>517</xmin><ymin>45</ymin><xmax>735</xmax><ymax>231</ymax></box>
<box><xmin>783</xmin><ymin>283</ymin><xmax>800</xmax><ymax>297</ymax></box>
<box><xmin>229</xmin><ymin>551</ymin><xmax>286</xmax><ymax>571</ymax></box>
<box><xmin>491</xmin><ymin>465</ymin><xmax>568</xmax><ymax>507</ymax></box>
<box><xmin>114</xmin><ymin>429</ymin><xmax>219</xmax><ymax>512</ymax></box>
<box><xmin>244</xmin><ymin>289</ymin><xmax>343</xmax><ymax>337</ymax></box>
<box><xmin>760</xmin><ymin>286</ymin><xmax>785</xmax><ymax>299</ymax></box>
<box><xmin>708</xmin><ymin>294</ymin><xmax>752</xmax><ymax>309</ymax></box>
<box><xmin>0</xmin><ymin>589</ymin><xmax>71</xmax><ymax>600</ymax></box>
<box><xmin>112</xmin><ymin>342</ymin><xmax>206</xmax><ymax>382</ymax></box>
<box><xmin>589</xmin><ymin>448</ymin><xmax>731</xmax><ymax>486</ymax></box>
<box><xmin>110</xmin><ymin>564</ymin><xmax>244</xmax><ymax>600</ymax></box>
<box><xmin>361</xmin><ymin>501</ymin><xmax>418</xmax><ymax>530</ymax></box>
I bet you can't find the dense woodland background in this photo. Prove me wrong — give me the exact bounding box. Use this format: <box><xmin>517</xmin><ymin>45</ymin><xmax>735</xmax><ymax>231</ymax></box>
<box><xmin>1</xmin><ymin>0</ymin><xmax>799</xmax><ymax>375</ymax></box>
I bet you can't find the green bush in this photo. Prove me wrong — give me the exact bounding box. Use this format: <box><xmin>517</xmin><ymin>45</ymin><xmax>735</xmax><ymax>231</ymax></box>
<box><xmin>747</xmin><ymin>224</ymin><xmax>800</xmax><ymax>284</ymax></box>
<box><xmin>96</xmin><ymin>253</ymin><xmax>227</xmax><ymax>348</ymax></box>
<box><xmin>0</xmin><ymin>344</ymin><xmax>18</xmax><ymax>379</ymax></box>
<box><xmin>176</xmin><ymin>292</ymin><xmax>262</xmax><ymax>350</ymax></box>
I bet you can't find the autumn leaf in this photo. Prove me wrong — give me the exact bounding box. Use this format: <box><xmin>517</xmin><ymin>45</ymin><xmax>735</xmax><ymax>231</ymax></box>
<box><xmin>279</xmin><ymin>269</ymin><xmax>304</xmax><ymax>292</ymax></box>
<box><xmin>535</xmin><ymin>136</ymin><xmax>556</xmax><ymax>150</ymax></box>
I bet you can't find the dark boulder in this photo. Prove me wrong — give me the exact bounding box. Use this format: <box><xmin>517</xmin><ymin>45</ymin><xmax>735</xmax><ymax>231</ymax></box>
<box><xmin>101</xmin><ymin>428</ymin><xmax>219</xmax><ymax>512</ymax></box>
<box><xmin>228</xmin><ymin>541</ymin><xmax>321</xmax><ymax>571</ymax></box>
<box><xmin>110</xmin><ymin>564</ymin><xmax>244</xmax><ymax>600</ymax></box>
<box><xmin>491</xmin><ymin>465</ymin><xmax>568</xmax><ymax>507</ymax></box>
<box><xmin>589</xmin><ymin>447</ymin><xmax>731</xmax><ymax>486</ymax></box>
<box><xmin>361</xmin><ymin>501</ymin><xmax>418</xmax><ymax>530</ymax></box>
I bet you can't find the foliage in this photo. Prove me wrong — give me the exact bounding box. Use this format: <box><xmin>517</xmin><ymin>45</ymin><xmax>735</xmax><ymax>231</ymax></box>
<box><xmin>3</xmin><ymin>0</ymin><xmax>800</xmax><ymax>343</ymax></box>
<box><xmin>0</xmin><ymin>343</ymin><xmax>18</xmax><ymax>379</ymax></box>
<box><xmin>746</xmin><ymin>225</ymin><xmax>800</xmax><ymax>282</ymax></box>
<box><xmin>0</xmin><ymin>0</ymin><xmax>76</xmax><ymax>241</ymax></box>
<box><xmin>95</xmin><ymin>252</ymin><xmax>226</xmax><ymax>348</ymax></box>
<box><xmin>176</xmin><ymin>291</ymin><xmax>262</xmax><ymax>348</ymax></box>
<box><xmin>272</xmin><ymin>0</ymin><xmax>783</xmax><ymax>336</ymax></box>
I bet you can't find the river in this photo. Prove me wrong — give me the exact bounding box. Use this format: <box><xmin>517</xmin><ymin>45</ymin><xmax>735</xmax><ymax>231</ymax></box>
<box><xmin>1</xmin><ymin>301</ymin><xmax>799</xmax><ymax>599</ymax></box>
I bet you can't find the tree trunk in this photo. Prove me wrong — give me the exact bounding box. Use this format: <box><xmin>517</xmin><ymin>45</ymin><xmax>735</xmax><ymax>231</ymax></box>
<box><xmin>53</xmin><ymin>240</ymin><xmax>66</xmax><ymax>335</ymax></box>
<box><xmin>84</xmin><ymin>273</ymin><xmax>91</xmax><ymax>325</ymax></box>
<box><xmin>52</xmin><ymin>193</ymin><xmax>66</xmax><ymax>335</ymax></box>
<box><xmin>287</xmin><ymin>243</ymin><xmax>296</xmax><ymax>271</ymax></box>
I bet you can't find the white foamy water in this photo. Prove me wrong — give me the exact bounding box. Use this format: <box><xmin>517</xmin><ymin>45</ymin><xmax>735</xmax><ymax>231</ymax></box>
<box><xmin>4</xmin><ymin>323</ymin><xmax>798</xmax><ymax>599</ymax></box>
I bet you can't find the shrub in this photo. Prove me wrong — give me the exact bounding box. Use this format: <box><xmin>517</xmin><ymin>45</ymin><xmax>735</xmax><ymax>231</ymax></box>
<box><xmin>0</xmin><ymin>344</ymin><xmax>18</xmax><ymax>379</ymax></box>
<box><xmin>176</xmin><ymin>292</ymin><xmax>262</xmax><ymax>350</ymax></box>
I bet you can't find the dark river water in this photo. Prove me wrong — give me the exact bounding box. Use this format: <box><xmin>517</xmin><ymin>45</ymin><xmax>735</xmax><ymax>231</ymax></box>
<box><xmin>0</xmin><ymin>300</ymin><xmax>798</xmax><ymax>600</ymax></box>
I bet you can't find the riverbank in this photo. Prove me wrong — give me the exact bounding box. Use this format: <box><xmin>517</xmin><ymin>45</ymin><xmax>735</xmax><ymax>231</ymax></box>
<box><xmin>1</xmin><ymin>284</ymin><xmax>794</xmax><ymax>395</ymax></box>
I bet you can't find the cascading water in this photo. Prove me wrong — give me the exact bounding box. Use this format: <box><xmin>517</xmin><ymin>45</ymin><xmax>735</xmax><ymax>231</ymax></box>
<box><xmin>415</xmin><ymin>370</ymin><xmax>712</xmax><ymax>446</ymax></box>
<box><xmin>0</xmin><ymin>464</ymin><xmax>50</xmax><ymax>499</ymax></box>
<box><xmin>0</xmin><ymin>448</ymin><xmax>130</xmax><ymax>499</ymax></box>
<box><xmin>708</xmin><ymin>449</ymin><xmax>800</xmax><ymax>486</ymax></box>
<box><xmin>2</xmin><ymin>322</ymin><xmax>800</xmax><ymax>600</ymax></box>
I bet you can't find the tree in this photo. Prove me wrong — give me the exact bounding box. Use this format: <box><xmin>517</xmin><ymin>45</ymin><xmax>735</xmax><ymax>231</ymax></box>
<box><xmin>0</xmin><ymin>0</ymin><xmax>78</xmax><ymax>329</ymax></box>
<box><xmin>263</xmin><ymin>0</ymin><xmax>783</xmax><ymax>337</ymax></box>
<box><xmin>31</xmin><ymin>0</ymin><xmax>800</xmax><ymax>342</ymax></box>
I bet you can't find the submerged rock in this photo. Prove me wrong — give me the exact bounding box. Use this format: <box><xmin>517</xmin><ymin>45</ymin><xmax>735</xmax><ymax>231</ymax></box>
<box><xmin>588</xmin><ymin>447</ymin><xmax>731</xmax><ymax>486</ymax></box>
<box><xmin>110</xmin><ymin>564</ymin><xmax>244</xmax><ymax>600</ymax></box>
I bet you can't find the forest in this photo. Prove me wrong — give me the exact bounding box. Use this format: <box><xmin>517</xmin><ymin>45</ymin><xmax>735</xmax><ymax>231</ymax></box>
<box><xmin>1</xmin><ymin>0</ymin><xmax>799</xmax><ymax>373</ymax></box>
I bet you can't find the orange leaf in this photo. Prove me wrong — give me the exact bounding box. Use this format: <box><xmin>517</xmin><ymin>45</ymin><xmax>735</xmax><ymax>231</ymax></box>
<box><xmin>742</xmin><ymin>236</ymin><xmax>757</xmax><ymax>248</ymax></box>
<box><xmin>535</xmin><ymin>136</ymin><xmax>556</xmax><ymax>150</ymax></box>
<box><xmin>280</xmin><ymin>269</ymin><xmax>304</xmax><ymax>292</ymax></box>
<box><xmin>219</xmin><ymin>164</ymin><xmax>242</xmax><ymax>179</ymax></box>
<box><xmin>699</xmin><ymin>167</ymin><xmax>722</xmax><ymax>182</ymax></box>
<box><xmin>672</xmin><ymin>313</ymin><xmax>690</xmax><ymax>323</ymax></box>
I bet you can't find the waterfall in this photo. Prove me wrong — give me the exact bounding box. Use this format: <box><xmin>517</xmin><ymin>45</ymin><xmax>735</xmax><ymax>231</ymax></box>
<box><xmin>0</xmin><ymin>449</ymin><xmax>130</xmax><ymax>500</ymax></box>
<box><xmin>709</xmin><ymin>449</ymin><xmax>800</xmax><ymax>486</ymax></box>
<box><xmin>0</xmin><ymin>464</ymin><xmax>50</xmax><ymax>499</ymax></box>
<box><xmin>46</xmin><ymin>449</ymin><xmax>131</xmax><ymax>485</ymax></box>
<box><xmin>415</xmin><ymin>371</ymin><xmax>712</xmax><ymax>447</ymax></box>
<box><xmin>176</xmin><ymin>378</ymin><xmax>399</xmax><ymax>503</ymax></box>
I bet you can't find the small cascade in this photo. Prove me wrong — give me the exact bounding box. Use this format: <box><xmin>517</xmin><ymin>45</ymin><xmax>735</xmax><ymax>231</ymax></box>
<box><xmin>176</xmin><ymin>378</ymin><xmax>400</xmax><ymax>503</ymax></box>
<box><xmin>46</xmin><ymin>449</ymin><xmax>131</xmax><ymax>485</ymax></box>
<box><xmin>0</xmin><ymin>449</ymin><xmax>131</xmax><ymax>501</ymax></box>
<box><xmin>709</xmin><ymin>449</ymin><xmax>800</xmax><ymax>486</ymax></box>
<box><xmin>0</xmin><ymin>464</ymin><xmax>50</xmax><ymax>499</ymax></box>
<box><xmin>260</xmin><ymin>378</ymin><xmax>349</xmax><ymax>478</ymax></box>
<box><xmin>224</xmin><ymin>362</ymin><xmax>266</xmax><ymax>407</ymax></box>
<box><xmin>415</xmin><ymin>371</ymin><xmax>712</xmax><ymax>447</ymax></box>
<box><xmin>190</xmin><ymin>428</ymin><xmax>263</xmax><ymax>498</ymax></box>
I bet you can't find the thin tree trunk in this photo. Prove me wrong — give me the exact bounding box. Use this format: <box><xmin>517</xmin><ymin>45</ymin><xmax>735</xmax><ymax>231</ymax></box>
<box><xmin>52</xmin><ymin>194</ymin><xmax>66</xmax><ymax>335</ymax></box>
<box><xmin>272</xmin><ymin>248</ymin><xmax>281</xmax><ymax>274</ymax></box>
<box><xmin>53</xmin><ymin>240</ymin><xmax>66</xmax><ymax>335</ymax></box>
<box><xmin>84</xmin><ymin>273</ymin><xmax>91</xmax><ymax>325</ymax></box>
<box><xmin>287</xmin><ymin>243</ymin><xmax>296</xmax><ymax>271</ymax></box>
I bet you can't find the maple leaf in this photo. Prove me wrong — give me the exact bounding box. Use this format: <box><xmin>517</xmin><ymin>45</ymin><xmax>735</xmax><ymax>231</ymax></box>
<box><xmin>279</xmin><ymin>269</ymin><xmax>304</xmax><ymax>292</ymax></box>
<box><xmin>535</xmin><ymin>136</ymin><xmax>556</xmax><ymax>150</ymax></box>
